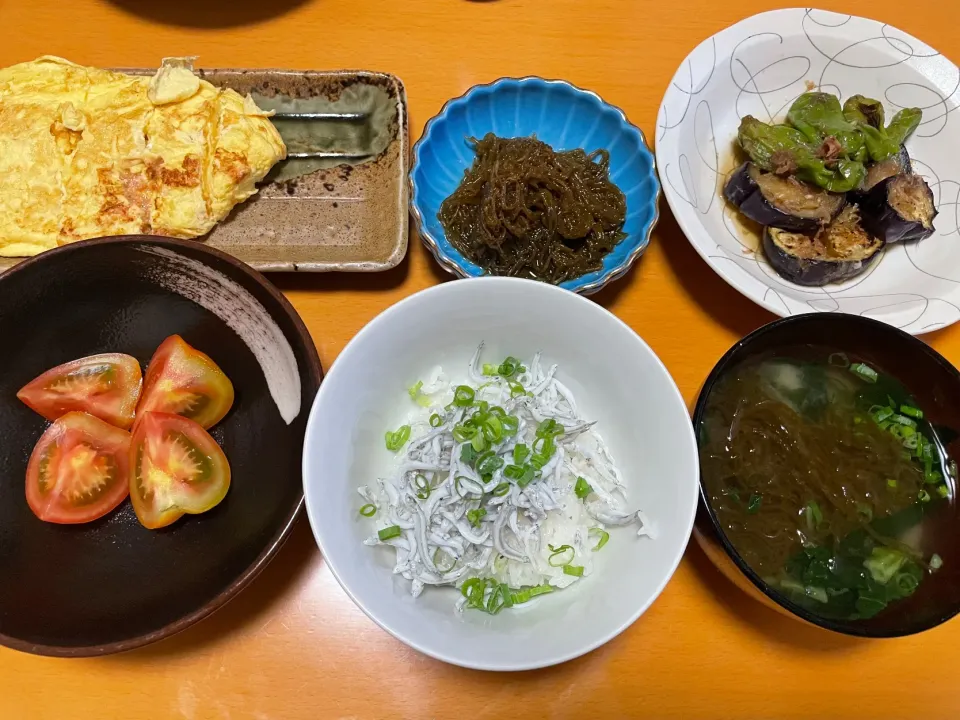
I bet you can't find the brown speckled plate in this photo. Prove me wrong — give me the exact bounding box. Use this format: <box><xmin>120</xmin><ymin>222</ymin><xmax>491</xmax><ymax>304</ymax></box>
<box><xmin>0</xmin><ymin>68</ymin><xmax>409</xmax><ymax>274</ymax></box>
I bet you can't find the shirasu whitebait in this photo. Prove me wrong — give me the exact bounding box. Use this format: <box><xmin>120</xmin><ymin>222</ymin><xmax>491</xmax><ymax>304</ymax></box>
<box><xmin>359</xmin><ymin>345</ymin><xmax>654</xmax><ymax>614</ymax></box>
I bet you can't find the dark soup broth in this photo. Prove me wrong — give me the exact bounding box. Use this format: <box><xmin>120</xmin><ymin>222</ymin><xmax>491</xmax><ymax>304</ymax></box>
<box><xmin>700</xmin><ymin>346</ymin><xmax>959</xmax><ymax>629</ymax></box>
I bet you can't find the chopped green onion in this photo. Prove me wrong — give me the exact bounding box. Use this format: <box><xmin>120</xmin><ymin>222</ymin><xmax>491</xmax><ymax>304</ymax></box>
<box><xmin>919</xmin><ymin>489</ymin><xmax>931</xmax><ymax>503</ymax></box>
<box><xmin>414</xmin><ymin>474</ymin><xmax>431</xmax><ymax>500</ymax></box>
<box><xmin>460</xmin><ymin>578</ymin><xmax>486</xmax><ymax>608</ymax></box>
<box><xmin>467</xmin><ymin>508</ymin><xmax>487</xmax><ymax>527</ymax></box>
<box><xmin>508</xmin><ymin>381</ymin><xmax>526</xmax><ymax>397</ymax></box>
<box><xmin>900</xmin><ymin>405</ymin><xmax>924</xmax><ymax>420</ymax></box>
<box><xmin>452</xmin><ymin>423</ymin><xmax>477</xmax><ymax>443</ymax></box>
<box><xmin>937</xmin><ymin>484</ymin><xmax>950</xmax><ymax>498</ymax></box>
<box><xmin>378</xmin><ymin>525</ymin><xmax>402</xmax><ymax>541</ymax></box>
<box><xmin>870</xmin><ymin>405</ymin><xmax>894</xmax><ymax>423</ymax></box>
<box><xmin>850</xmin><ymin>362</ymin><xmax>878</xmax><ymax>383</ymax></box>
<box><xmin>498</xmin><ymin>356</ymin><xmax>521</xmax><ymax>378</ymax></box>
<box><xmin>455</xmin><ymin>476</ymin><xmax>483</xmax><ymax>496</ymax></box>
<box><xmin>894</xmin><ymin>571</ymin><xmax>919</xmax><ymax>595</ymax></box>
<box><xmin>887</xmin><ymin>478</ymin><xmax>898</xmax><ymax>489</ymax></box>
<box><xmin>913</xmin><ymin>433</ymin><xmax>926</xmax><ymax>459</ymax></box>
<box><xmin>503</xmin><ymin>464</ymin><xmax>525</xmax><ymax>480</ymax></box>
<box><xmin>482</xmin><ymin>414</ymin><xmax>503</xmax><ymax>442</ymax></box>
<box><xmin>470</xmin><ymin>433</ymin><xmax>486</xmax><ymax>452</ymax></box>
<box><xmin>562</xmin><ymin>564</ymin><xmax>584</xmax><ymax>577</ymax></box>
<box><xmin>574</xmin><ymin>476</ymin><xmax>593</xmax><ymax>499</ymax></box>
<box><xmin>930</xmin><ymin>553</ymin><xmax>944</xmax><ymax>571</ymax></box>
<box><xmin>407</xmin><ymin>380</ymin><xmax>432</xmax><ymax>408</ymax></box>
<box><xmin>805</xmin><ymin>501</ymin><xmax>823</xmax><ymax>529</ymax></box>
<box><xmin>433</xmin><ymin>548</ymin><xmax>456</xmax><ymax>573</ymax></box>
<box><xmin>747</xmin><ymin>493</ymin><xmax>762</xmax><ymax>514</ymax></box>
<box><xmin>482</xmin><ymin>363</ymin><xmax>499</xmax><ymax>376</ymax></box>
<box><xmin>477</xmin><ymin>453</ymin><xmax>504</xmax><ymax>476</ymax></box>
<box><xmin>384</xmin><ymin>425</ymin><xmax>411</xmax><ymax>452</ymax></box>
<box><xmin>513</xmin><ymin>443</ymin><xmax>530</xmax><ymax>464</ymax></box>
<box><xmin>453</xmin><ymin>385</ymin><xmax>476</xmax><ymax>407</ymax></box>
<box><xmin>589</xmin><ymin>527</ymin><xmax>610</xmax><ymax>551</ymax></box>
<box><xmin>864</xmin><ymin>546</ymin><xmax>907</xmax><ymax>584</ymax></box>
<box><xmin>828</xmin><ymin>352</ymin><xmax>850</xmax><ymax>368</ymax></box>
<box><xmin>892</xmin><ymin>414</ymin><xmax>917</xmax><ymax>429</ymax></box>
<box><xmin>894</xmin><ymin>424</ymin><xmax>917</xmax><ymax>439</ymax></box>
<box><xmin>460</xmin><ymin>444</ymin><xmax>478</xmax><ymax>466</ymax></box>
<box><xmin>430</xmin><ymin>413</ymin><xmax>443</xmax><ymax>428</ymax></box>
<box><xmin>530</xmin><ymin>453</ymin><xmax>549</xmax><ymax>470</ymax></box>
<box><xmin>359</xmin><ymin>504</ymin><xmax>377</xmax><ymax>517</ymax></box>
<box><xmin>501</xmin><ymin>415</ymin><xmax>519</xmax><ymax>435</ymax></box>
<box><xmin>497</xmin><ymin>583</ymin><xmax>514</xmax><ymax>610</ymax></box>
<box><xmin>516</xmin><ymin>466</ymin><xmax>536</xmax><ymax>488</ymax></box>
<box><xmin>537</xmin><ymin>418</ymin><xmax>563</xmax><ymax>437</ymax></box>
<box><xmin>510</xmin><ymin>584</ymin><xmax>553</xmax><ymax>605</ymax></box>
<box><xmin>493</xmin><ymin>482</ymin><xmax>510</xmax><ymax>497</ymax></box>
<box><xmin>485</xmin><ymin>582</ymin><xmax>510</xmax><ymax>614</ymax></box>
<box><xmin>924</xmin><ymin>469</ymin><xmax>943</xmax><ymax>485</ymax></box>
<box><xmin>548</xmin><ymin>544</ymin><xmax>575</xmax><ymax>567</ymax></box>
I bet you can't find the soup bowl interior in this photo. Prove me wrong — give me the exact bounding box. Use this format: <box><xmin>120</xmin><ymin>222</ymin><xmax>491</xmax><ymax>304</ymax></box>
<box><xmin>693</xmin><ymin>313</ymin><xmax>960</xmax><ymax>637</ymax></box>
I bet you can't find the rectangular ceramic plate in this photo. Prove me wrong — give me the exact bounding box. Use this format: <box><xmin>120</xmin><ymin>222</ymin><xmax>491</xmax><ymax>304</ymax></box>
<box><xmin>0</xmin><ymin>68</ymin><xmax>409</xmax><ymax>273</ymax></box>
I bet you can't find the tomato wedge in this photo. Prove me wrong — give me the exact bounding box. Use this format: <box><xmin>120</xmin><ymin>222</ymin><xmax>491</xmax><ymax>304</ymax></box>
<box><xmin>18</xmin><ymin>353</ymin><xmax>142</xmax><ymax>430</ymax></box>
<box><xmin>25</xmin><ymin>412</ymin><xmax>131</xmax><ymax>524</ymax></box>
<box><xmin>137</xmin><ymin>335</ymin><xmax>234</xmax><ymax>429</ymax></box>
<box><xmin>129</xmin><ymin>412</ymin><xmax>231</xmax><ymax>529</ymax></box>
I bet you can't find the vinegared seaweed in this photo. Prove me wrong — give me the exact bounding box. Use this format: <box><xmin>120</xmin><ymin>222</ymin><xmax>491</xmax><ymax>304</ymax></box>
<box><xmin>437</xmin><ymin>134</ymin><xmax>627</xmax><ymax>283</ymax></box>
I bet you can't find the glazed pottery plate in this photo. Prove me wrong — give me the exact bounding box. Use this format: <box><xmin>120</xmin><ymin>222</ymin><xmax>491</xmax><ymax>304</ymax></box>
<box><xmin>657</xmin><ymin>8</ymin><xmax>960</xmax><ymax>334</ymax></box>
<box><xmin>0</xmin><ymin>68</ymin><xmax>409</xmax><ymax>274</ymax></box>
<box><xmin>411</xmin><ymin>77</ymin><xmax>660</xmax><ymax>295</ymax></box>
<box><xmin>0</xmin><ymin>236</ymin><xmax>322</xmax><ymax>656</ymax></box>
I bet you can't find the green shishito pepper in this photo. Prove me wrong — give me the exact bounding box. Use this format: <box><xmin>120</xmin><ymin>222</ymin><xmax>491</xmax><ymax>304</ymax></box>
<box><xmin>737</xmin><ymin>115</ymin><xmax>865</xmax><ymax>193</ymax></box>
<box><xmin>787</xmin><ymin>92</ymin><xmax>867</xmax><ymax>162</ymax></box>
<box><xmin>843</xmin><ymin>95</ymin><xmax>922</xmax><ymax>162</ymax></box>
<box><xmin>736</xmin><ymin>92</ymin><xmax>922</xmax><ymax>192</ymax></box>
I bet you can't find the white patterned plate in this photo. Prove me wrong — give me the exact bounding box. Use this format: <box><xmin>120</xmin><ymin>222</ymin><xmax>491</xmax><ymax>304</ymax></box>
<box><xmin>656</xmin><ymin>8</ymin><xmax>960</xmax><ymax>334</ymax></box>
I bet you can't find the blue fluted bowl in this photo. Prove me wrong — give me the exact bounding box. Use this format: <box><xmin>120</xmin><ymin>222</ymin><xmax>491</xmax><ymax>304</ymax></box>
<box><xmin>411</xmin><ymin>77</ymin><xmax>660</xmax><ymax>294</ymax></box>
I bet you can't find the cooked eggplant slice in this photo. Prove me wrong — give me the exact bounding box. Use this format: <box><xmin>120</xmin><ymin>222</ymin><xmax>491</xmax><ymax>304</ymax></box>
<box><xmin>862</xmin><ymin>144</ymin><xmax>912</xmax><ymax>192</ymax></box>
<box><xmin>724</xmin><ymin>162</ymin><xmax>845</xmax><ymax>232</ymax></box>
<box><xmin>763</xmin><ymin>205</ymin><xmax>883</xmax><ymax>286</ymax></box>
<box><xmin>860</xmin><ymin>173</ymin><xmax>937</xmax><ymax>243</ymax></box>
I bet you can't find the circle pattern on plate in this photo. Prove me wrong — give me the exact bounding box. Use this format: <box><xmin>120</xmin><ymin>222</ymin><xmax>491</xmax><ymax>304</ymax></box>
<box><xmin>657</xmin><ymin>8</ymin><xmax>960</xmax><ymax>334</ymax></box>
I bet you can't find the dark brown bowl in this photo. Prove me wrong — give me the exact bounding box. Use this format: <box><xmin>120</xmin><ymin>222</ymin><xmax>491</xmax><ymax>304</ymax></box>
<box><xmin>0</xmin><ymin>236</ymin><xmax>322</xmax><ymax>656</ymax></box>
<box><xmin>693</xmin><ymin>313</ymin><xmax>960</xmax><ymax>637</ymax></box>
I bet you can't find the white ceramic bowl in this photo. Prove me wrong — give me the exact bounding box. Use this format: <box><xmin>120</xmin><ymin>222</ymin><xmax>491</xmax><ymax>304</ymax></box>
<box><xmin>302</xmin><ymin>278</ymin><xmax>698</xmax><ymax>670</ymax></box>
<box><xmin>657</xmin><ymin>8</ymin><xmax>960</xmax><ymax>335</ymax></box>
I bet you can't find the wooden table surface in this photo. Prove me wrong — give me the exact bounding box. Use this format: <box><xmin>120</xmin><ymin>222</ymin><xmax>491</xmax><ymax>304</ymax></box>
<box><xmin>2</xmin><ymin>0</ymin><xmax>959</xmax><ymax>717</ymax></box>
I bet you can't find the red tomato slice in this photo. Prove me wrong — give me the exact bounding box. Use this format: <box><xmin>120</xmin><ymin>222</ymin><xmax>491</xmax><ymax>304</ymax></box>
<box><xmin>137</xmin><ymin>335</ymin><xmax>234</xmax><ymax>430</ymax></box>
<box><xmin>18</xmin><ymin>353</ymin><xmax>142</xmax><ymax>430</ymax></box>
<box><xmin>25</xmin><ymin>412</ymin><xmax>132</xmax><ymax>524</ymax></box>
<box><xmin>130</xmin><ymin>412</ymin><xmax>231</xmax><ymax>530</ymax></box>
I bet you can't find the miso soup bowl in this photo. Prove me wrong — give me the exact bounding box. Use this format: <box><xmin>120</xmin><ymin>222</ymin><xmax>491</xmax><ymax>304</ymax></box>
<box><xmin>693</xmin><ymin>313</ymin><xmax>960</xmax><ymax>637</ymax></box>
